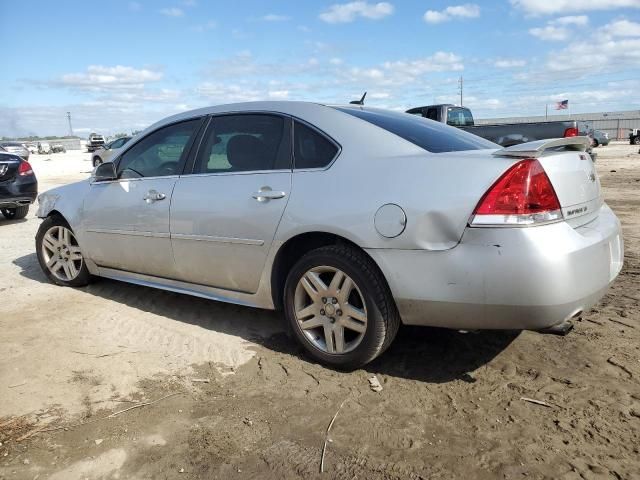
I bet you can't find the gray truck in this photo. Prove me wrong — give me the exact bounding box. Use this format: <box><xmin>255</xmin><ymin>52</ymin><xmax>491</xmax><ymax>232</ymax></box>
<box><xmin>406</xmin><ymin>104</ymin><xmax>591</xmax><ymax>147</ymax></box>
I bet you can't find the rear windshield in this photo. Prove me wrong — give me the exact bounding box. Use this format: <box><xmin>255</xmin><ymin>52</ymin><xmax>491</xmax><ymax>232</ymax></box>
<box><xmin>334</xmin><ymin>107</ymin><xmax>497</xmax><ymax>153</ymax></box>
<box><xmin>446</xmin><ymin>107</ymin><xmax>474</xmax><ymax>127</ymax></box>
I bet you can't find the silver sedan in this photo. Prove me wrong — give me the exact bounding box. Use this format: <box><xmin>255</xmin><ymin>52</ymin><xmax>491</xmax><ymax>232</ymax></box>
<box><xmin>35</xmin><ymin>102</ymin><xmax>623</xmax><ymax>369</ymax></box>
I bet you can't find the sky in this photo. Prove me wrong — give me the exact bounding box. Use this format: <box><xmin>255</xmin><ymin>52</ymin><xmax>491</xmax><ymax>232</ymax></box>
<box><xmin>1</xmin><ymin>0</ymin><xmax>639</xmax><ymax>137</ymax></box>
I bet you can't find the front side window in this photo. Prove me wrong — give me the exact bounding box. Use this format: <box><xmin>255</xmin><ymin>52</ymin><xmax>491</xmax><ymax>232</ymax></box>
<box><xmin>117</xmin><ymin>119</ymin><xmax>200</xmax><ymax>178</ymax></box>
<box><xmin>293</xmin><ymin>121</ymin><xmax>338</xmax><ymax>169</ymax></box>
<box><xmin>195</xmin><ymin>114</ymin><xmax>290</xmax><ymax>173</ymax></box>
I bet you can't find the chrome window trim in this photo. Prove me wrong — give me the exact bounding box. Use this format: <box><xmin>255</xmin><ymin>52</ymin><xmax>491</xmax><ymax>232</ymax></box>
<box><xmin>178</xmin><ymin>169</ymin><xmax>291</xmax><ymax>179</ymax></box>
<box><xmin>89</xmin><ymin>174</ymin><xmax>181</xmax><ymax>186</ymax></box>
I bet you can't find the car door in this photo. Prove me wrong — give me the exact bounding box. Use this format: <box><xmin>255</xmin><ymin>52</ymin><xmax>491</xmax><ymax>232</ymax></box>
<box><xmin>170</xmin><ymin>113</ymin><xmax>292</xmax><ymax>293</ymax></box>
<box><xmin>81</xmin><ymin>118</ymin><xmax>202</xmax><ymax>278</ymax></box>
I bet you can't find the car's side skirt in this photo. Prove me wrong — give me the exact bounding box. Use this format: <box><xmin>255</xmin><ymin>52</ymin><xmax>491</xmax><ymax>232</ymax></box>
<box><xmin>96</xmin><ymin>266</ymin><xmax>273</xmax><ymax>310</ymax></box>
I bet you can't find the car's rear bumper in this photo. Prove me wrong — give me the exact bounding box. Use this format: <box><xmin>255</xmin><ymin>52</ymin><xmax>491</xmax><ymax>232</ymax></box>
<box><xmin>366</xmin><ymin>203</ymin><xmax>623</xmax><ymax>330</ymax></box>
<box><xmin>0</xmin><ymin>178</ymin><xmax>38</xmax><ymax>208</ymax></box>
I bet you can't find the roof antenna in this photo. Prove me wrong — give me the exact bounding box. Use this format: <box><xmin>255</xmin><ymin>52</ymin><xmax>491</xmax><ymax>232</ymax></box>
<box><xmin>349</xmin><ymin>91</ymin><xmax>367</xmax><ymax>105</ymax></box>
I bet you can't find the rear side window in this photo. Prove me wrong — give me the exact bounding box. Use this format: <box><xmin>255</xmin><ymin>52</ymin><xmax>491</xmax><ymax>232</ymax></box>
<box><xmin>195</xmin><ymin>114</ymin><xmax>291</xmax><ymax>173</ymax></box>
<box><xmin>293</xmin><ymin>121</ymin><xmax>338</xmax><ymax>169</ymax></box>
<box><xmin>334</xmin><ymin>107</ymin><xmax>497</xmax><ymax>153</ymax></box>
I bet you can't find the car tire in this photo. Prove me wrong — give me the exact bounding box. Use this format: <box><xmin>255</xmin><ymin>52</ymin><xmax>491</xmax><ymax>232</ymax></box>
<box><xmin>283</xmin><ymin>244</ymin><xmax>400</xmax><ymax>370</ymax></box>
<box><xmin>592</xmin><ymin>139</ymin><xmax>599</xmax><ymax>148</ymax></box>
<box><xmin>634</xmin><ymin>137</ymin><xmax>640</xmax><ymax>146</ymax></box>
<box><xmin>1</xmin><ymin>205</ymin><xmax>29</xmax><ymax>220</ymax></box>
<box><xmin>36</xmin><ymin>215</ymin><xmax>91</xmax><ymax>287</ymax></box>
<box><xmin>93</xmin><ymin>157</ymin><xmax>102</xmax><ymax>167</ymax></box>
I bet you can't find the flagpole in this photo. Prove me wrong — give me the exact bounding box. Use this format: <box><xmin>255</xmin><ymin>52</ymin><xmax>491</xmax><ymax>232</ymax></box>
<box><xmin>545</xmin><ymin>104</ymin><xmax>548</xmax><ymax>120</ymax></box>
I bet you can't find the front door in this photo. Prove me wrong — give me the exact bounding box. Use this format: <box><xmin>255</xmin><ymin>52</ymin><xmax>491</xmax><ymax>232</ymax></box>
<box><xmin>81</xmin><ymin>118</ymin><xmax>202</xmax><ymax>278</ymax></box>
<box><xmin>170</xmin><ymin>113</ymin><xmax>292</xmax><ymax>293</ymax></box>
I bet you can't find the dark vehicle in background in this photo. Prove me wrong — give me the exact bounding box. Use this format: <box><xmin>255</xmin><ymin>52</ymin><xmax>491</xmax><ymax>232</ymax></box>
<box><xmin>92</xmin><ymin>136</ymin><xmax>132</xmax><ymax>167</ymax></box>
<box><xmin>406</xmin><ymin>104</ymin><xmax>591</xmax><ymax>147</ymax></box>
<box><xmin>589</xmin><ymin>130</ymin><xmax>609</xmax><ymax>147</ymax></box>
<box><xmin>87</xmin><ymin>133</ymin><xmax>106</xmax><ymax>152</ymax></box>
<box><xmin>0</xmin><ymin>152</ymin><xmax>37</xmax><ymax>220</ymax></box>
<box><xmin>0</xmin><ymin>141</ymin><xmax>30</xmax><ymax>161</ymax></box>
<box><xmin>630</xmin><ymin>128</ymin><xmax>640</xmax><ymax>145</ymax></box>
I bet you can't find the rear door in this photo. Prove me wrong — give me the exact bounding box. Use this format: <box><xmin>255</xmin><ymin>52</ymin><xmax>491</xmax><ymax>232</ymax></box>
<box><xmin>170</xmin><ymin>113</ymin><xmax>292</xmax><ymax>293</ymax></box>
<box><xmin>81</xmin><ymin>118</ymin><xmax>202</xmax><ymax>278</ymax></box>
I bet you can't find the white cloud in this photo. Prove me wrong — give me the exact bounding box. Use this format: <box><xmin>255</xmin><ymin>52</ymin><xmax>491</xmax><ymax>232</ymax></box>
<box><xmin>261</xmin><ymin>14</ymin><xmax>291</xmax><ymax>22</ymax></box>
<box><xmin>553</xmin><ymin>15</ymin><xmax>588</xmax><ymax>25</ymax></box>
<box><xmin>60</xmin><ymin>65</ymin><xmax>164</xmax><ymax>92</ymax></box>
<box><xmin>529</xmin><ymin>25</ymin><xmax>569</xmax><ymax>41</ymax></box>
<box><xmin>511</xmin><ymin>0</ymin><xmax>639</xmax><ymax>15</ymax></box>
<box><xmin>424</xmin><ymin>4</ymin><xmax>480</xmax><ymax>23</ymax></box>
<box><xmin>319</xmin><ymin>2</ymin><xmax>394</xmax><ymax>23</ymax></box>
<box><xmin>602</xmin><ymin>19</ymin><xmax>640</xmax><ymax>37</ymax></box>
<box><xmin>494</xmin><ymin>59</ymin><xmax>526</xmax><ymax>68</ymax></box>
<box><xmin>268</xmin><ymin>90</ymin><xmax>290</xmax><ymax>99</ymax></box>
<box><xmin>529</xmin><ymin>15</ymin><xmax>588</xmax><ymax>41</ymax></box>
<box><xmin>192</xmin><ymin>20</ymin><xmax>217</xmax><ymax>32</ymax></box>
<box><xmin>159</xmin><ymin>7</ymin><xmax>184</xmax><ymax>17</ymax></box>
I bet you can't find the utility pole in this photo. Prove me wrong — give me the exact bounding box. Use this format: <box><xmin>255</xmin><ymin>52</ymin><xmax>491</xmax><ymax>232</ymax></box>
<box><xmin>458</xmin><ymin>76</ymin><xmax>463</xmax><ymax>106</ymax></box>
<box><xmin>66</xmin><ymin>112</ymin><xmax>73</xmax><ymax>137</ymax></box>
<box><xmin>545</xmin><ymin>104</ymin><xmax>548</xmax><ymax>120</ymax></box>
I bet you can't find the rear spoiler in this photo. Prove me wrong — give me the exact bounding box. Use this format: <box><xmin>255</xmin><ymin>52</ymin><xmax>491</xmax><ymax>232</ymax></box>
<box><xmin>493</xmin><ymin>137</ymin><xmax>591</xmax><ymax>158</ymax></box>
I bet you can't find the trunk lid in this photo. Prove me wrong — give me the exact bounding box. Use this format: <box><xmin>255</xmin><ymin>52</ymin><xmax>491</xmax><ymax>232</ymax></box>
<box><xmin>493</xmin><ymin>137</ymin><xmax>601</xmax><ymax>227</ymax></box>
<box><xmin>0</xmin><ymin>156</ymin><xmax>20</xmax><ymax>182</ymax></box>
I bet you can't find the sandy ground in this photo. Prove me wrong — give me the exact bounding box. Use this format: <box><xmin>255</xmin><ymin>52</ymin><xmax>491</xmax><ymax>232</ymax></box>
<box><xmin>0</xmin><ymin>144</ymin><xmax>639</xmax><ymax>479</ymax></box>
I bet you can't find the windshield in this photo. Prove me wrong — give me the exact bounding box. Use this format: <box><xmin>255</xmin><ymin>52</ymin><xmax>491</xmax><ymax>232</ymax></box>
<box><xmin>334</xmin><ymin>107</ymin><xmax>497</xmax><ymax>153</ymax></box>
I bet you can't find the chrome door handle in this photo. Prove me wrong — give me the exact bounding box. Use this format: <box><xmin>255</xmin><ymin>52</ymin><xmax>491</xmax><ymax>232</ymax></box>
<box><xmin>143</xmin><ymin>190</ymin><xmax>166</xmax><ymax>203</ymax></box>
<box><xmin>252</xmin><ymin>187</ymin><xmax>286</xmax><ymax>202</ymax></box>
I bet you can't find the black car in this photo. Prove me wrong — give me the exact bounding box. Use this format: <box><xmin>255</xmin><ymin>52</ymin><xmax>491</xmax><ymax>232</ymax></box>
<box><xmin>0</xmin><ymin>152</ymin><xmax>38</xmax><ymax>220</ymax></box>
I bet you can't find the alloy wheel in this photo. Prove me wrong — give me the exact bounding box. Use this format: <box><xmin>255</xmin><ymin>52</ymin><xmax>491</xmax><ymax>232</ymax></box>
<box><xmin>41</xmin><ymin>225</ymin><xmax>84</xmax><ymax>282</ymax></box>
<box><xmin>294</xmin><ymin>266</ymin><xmax>368</xmax><ymax>354</ymax></box>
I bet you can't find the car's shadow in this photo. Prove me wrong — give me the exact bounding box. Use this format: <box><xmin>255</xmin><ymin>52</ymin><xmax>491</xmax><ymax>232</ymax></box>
<box><xmin>13</xmin><ymin>252</ymin><xmax>518</xmax><ymax>384</ymax></box>
<box><xmin>0</xmin><ymin>217</ymin><xmax>28</xmax><ymax>226</ymax></box>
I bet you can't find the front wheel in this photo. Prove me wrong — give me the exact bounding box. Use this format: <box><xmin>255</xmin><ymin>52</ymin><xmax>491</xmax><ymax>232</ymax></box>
<box><xmin>284</xmin><ymin>245</ymin><xmax>400</xmax><ymax>370</ymax></box>
<box><xmin>36</xmin><ymin>216</ymin><xmax>91</xmax><ymax>287</ymax></box>
<box><xmin>1</xmin><ymin>205</ymin><xmax>29</xmax><ymax>220</ymax></box>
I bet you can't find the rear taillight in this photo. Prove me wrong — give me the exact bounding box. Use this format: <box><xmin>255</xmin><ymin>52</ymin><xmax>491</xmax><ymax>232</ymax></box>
<box><xmin>18</xmin><ymin>160</ymin><xmax>34</xmax><ymax>176</ymax></box>
<box><xmin>471</xmin><ymin>159</ymin><xmax>562</xmax><ymax>226</ymax></box>
<box><xmin>563</xmin><ymin>127</ymin><xmax>578</xmax><ymax>137</ymax></box>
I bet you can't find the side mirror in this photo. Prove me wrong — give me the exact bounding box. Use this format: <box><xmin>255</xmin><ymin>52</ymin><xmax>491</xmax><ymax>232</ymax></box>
<box><xmin>93</xmin><ymin>162</ymin><xmax>117</xmax><ymax>182</ymax></box>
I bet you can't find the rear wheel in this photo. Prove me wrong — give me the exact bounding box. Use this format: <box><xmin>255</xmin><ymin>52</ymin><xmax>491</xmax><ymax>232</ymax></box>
<box><xmin>36</xmin><ymin>216</ymin><xmax>91</xmax><ymax>287</ymax></box>
<box><xmin>592</xmin><ymin>139</ymin><xmax>599</xmax><ymax>147</ymax></box>
<box><xmin>1</xmin><ymin>205</ymin><xmax>29</xmax><ymax>220</ymax></box>
<box><xmin>284</xmin><ymin>245</ymin><xmax>400</xmax><ymax>370</ymax></box>
<box><xmin>634</xmin><ymin>136</ymin><xmax>640</xmax><ymax>146</ymax></box>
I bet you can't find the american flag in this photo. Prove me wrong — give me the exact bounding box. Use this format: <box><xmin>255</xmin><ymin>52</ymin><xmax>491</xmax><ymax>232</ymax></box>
<box><xmin>555</xmin><ymin>99</ymin><xmax>569</xmax><ymax>110</ymax></box>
